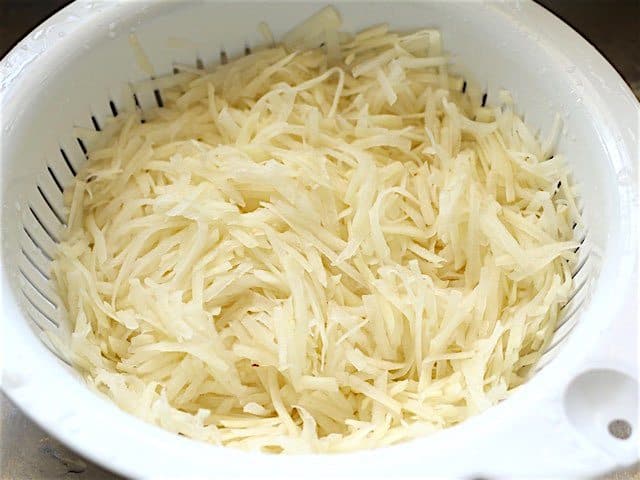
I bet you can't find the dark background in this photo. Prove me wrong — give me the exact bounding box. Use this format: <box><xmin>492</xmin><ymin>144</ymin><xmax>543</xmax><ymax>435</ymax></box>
<box><xmin>0</xmin><ymin>1</ymin><xmax>638</xmax><ymax>479</ymax></box>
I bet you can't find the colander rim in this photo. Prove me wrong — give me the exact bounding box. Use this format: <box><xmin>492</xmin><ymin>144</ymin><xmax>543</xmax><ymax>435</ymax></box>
<box><xmin>1</xmin><ymin>0</ymin><xmax>637</xmax><ymax>478</ymax></box>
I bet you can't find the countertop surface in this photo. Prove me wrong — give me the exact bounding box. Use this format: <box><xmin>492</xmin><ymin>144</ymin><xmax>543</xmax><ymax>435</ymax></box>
<box><xmin>1</xmin><ymin>1</ymin><xmax>638</xmax><ymax>479</ymax></box>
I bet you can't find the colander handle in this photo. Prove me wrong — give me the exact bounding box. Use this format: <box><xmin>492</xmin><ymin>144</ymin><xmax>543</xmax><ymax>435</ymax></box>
<box><xmin>451</xmin><ymin>285</ymin><xmax>639</xmax><ymax>477</ymax></box>
<box><xmin>524</xmin><ymin>293</ymin><xmax>638</xmax><ymax>476</ymax></box>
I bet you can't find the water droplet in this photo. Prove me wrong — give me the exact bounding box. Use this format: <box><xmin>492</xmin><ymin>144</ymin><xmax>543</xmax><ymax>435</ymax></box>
<box><xmin>58</xmin><ymin>31</ymin><xmax>65</xmax><ymax>38</ymax></box>
<box><xmin>33</xmin><ymin>29</ymin><xmax>44</xmax><ymax>40</ymax></box>
<box><xmin>617</xmin><ymin>168</ymin><xmax>632</xmax><ymax>185</ymax></box>
<box><xmin>3</xmin><ymin>371</ymin><xmax>25</xmax><ymax>389</ymax></box>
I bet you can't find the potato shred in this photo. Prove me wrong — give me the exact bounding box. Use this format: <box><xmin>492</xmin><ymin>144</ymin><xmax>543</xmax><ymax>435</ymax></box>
<box><xmin>51</xmin><ymin>7</ymin><xmax>579</xmax><ymax>453</ymax></box>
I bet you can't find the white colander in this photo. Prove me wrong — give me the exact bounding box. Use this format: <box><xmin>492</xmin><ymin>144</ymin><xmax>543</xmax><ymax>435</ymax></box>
<box><xmin>1</xmin><ymin>1</ymin><xmax>638</xmax><ymax>478</ymax></box>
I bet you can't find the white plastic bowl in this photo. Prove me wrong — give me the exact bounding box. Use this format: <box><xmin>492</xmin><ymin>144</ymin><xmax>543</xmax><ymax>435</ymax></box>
<box><xmin>1</xmin><ymin>1</ymin><xmax>638</xmax><ymax>478</ymax></box>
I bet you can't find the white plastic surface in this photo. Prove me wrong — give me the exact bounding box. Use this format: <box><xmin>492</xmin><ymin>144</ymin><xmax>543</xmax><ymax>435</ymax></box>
<box><xmin>565</xmin><ymin>369</ymin><xmax>638</xmax><ymax>461</ymax></box>
<box><xmin>1</xmin><ymin>1</ymin><xmax>638</xmax><ymax>478</ymax></box>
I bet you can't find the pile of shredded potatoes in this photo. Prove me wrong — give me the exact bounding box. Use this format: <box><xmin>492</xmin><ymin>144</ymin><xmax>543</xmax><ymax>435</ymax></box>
<box><xmin>51</xmin><ymin>8</ymin><xmax>580</xmax><ymax>453</ymax></box>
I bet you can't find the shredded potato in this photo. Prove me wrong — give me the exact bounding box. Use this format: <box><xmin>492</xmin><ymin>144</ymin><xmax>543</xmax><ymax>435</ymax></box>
<box><xmin>51</xmin><ymin>7</ymin><xmax>579</xmax><ymax>453</ymax></box>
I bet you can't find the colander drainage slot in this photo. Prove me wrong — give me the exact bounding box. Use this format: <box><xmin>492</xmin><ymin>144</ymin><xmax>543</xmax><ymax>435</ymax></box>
<box><xmin>571</xmin><ymin>252</ymin><xmax>589</xmax><ymax>279</ymax></box>
<box><xmin>153</xmin><ymin>88</ymin><xmax>164</xmax><ymax>108</ymax></box>
<box><xmin>545</xmin><ymin>321</ymin><xmax>576</xmax><ymax>351</ymax></box>
<box><xmin>461</xmin><ymin>80</ymin><xmax>467</xmax><ymax>93</ymax></box>
<box><xmin>21</xmin><ymin>248</ymin><xmax>50</xmax><ymax>281</ymax></box>
<box><xmin>76</xmin><ymin>138</ymin><xmax>87</xmax><ymax>156</ymax></box>
<box><xmin>19</xmin><ymin>268</ymin><xmax>56</xmax><ymax>307</ymax></box>
<box><xmin>47</xmin><ymin>166</ymin><xmax>64</xmax><ymax>192</ymax></box>
<box><xmin>21</xmin><ymin>287</ymin><xmax>57</xmax><ymax>326</ymax></box>
<box><xmin>220</xmin><ymin>50</ymin><xmax>228</xmax><ymax>65</ymax></box>
<box><xmin>481</xmin><ymin>92</ymin><xmax>487</xmax><ymax>107</ymax></box>
<box><xmin>91</xmin><ymin>115</ymin><xmax>101</xmax><ymax>132</ymax></box>
<box><xmin>28</xmin><ymin>206</ymin><xmax>59</xmax><ymax>243</ymax></box>
<box><xmin>109</xmin><ymin>100</ymin><xmax>119</xmax><ymax>117</ymax></box>
<box><xmin>245</xmin><ymin>45</ymin><xmax>251</xmax><ymax>55</ymax></box>
<box><xmin>23</xmin><ymin>227</ymin><xmax>53</xmax><ymax>261</ymax></box>
<box><xmin>37</xmin><ymin>186</ymin><xmax>65</xmax><ymax>225</ymax></box>
<box><xmin>132</xmin><ymin>93</ymin><xmax>147</xmax><ymax>123</ymax></box>
<box><xmin>564</xmin><ymin>274</ymin><xmax>589</xmax><ymax>306</ymax></box>
<box><xmin>555</xmin><ymin>295</ymin><xmax>586</xmax><ymax>331</ymax></box>
<box><xmin>59</xmin><ymin>148</ymin><xmax>76</xmax><ymax>177</ymax></box>
<box><xmin>196</xmin><ymin>58</ymin><xmax>204</xmax><ymax>69</ymax></box>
